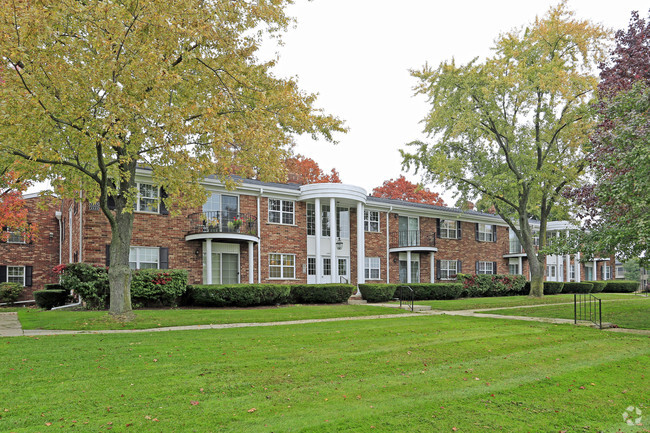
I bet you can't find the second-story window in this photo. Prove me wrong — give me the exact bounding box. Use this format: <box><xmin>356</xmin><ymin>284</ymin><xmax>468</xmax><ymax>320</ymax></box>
<box><xmin>135</xmin><ymin>183</ymin><xmax>160</xmax><ymax>213</ymax></box>
<box><xmin>307</xmin><ymin>203</ymin><xmax>315</xmax><ymax>235</ymax></box>
<box><xmin>364</xmin><ymin>210</ymin><xmax>380</xmax><ymax>232</ymax></box>
<box><xmin>476</xmin><ymin>223</ymin><xmax>495</xmax><ymax>242</ymax></box>
<box><xmin>439</xmin><ymin>219</ymin><xmax>460</xmax><ymax>239</ymax></box>
<box><xmin>269</xmin><ymin>199</ymin><xmax>294</xmax><ymax>225</ymax></box>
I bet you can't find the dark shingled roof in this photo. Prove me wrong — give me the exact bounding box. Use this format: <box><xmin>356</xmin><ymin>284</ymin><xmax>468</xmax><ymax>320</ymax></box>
<box><xmin>367</xmin><ymin>195</ymin><xmax>503</xmax><ymax>220</ymax></box>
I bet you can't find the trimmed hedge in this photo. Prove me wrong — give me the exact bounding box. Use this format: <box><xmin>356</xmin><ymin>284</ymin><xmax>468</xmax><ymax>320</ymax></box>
<box><xmin>603</xmin><ymin>280</ymin><xmax>638</xmax><ymax>293</ymax></box>
<box><xmin>131</xmin><ymin>269</ymin><xmax>188</xmax><ymax>307</ymax></box>
<box><xmin>457</xmin><ymin>274</ymin><xmax>527</xmax><ymax>297</ymax></box>
<box><xmin>358</xmin><ymin>284</ymin><xmax>397</xmax><ymax>303</ymax></box>
<box><xmin>590</xmin><ymin>281</ymin><xmax>607</xmax><ymax>293</ymax></box>
<box><xmin>44</xmin><ymin>283</ymin><xmax>65</xmax><ymax>291</ymax></box>
<box><xmin>403</xmin><ymin>283</ymin><xmax>464</xmax><ymax>300</ymax></box>
<box><xmin>34</xmin><ymin>289</ymin><xmax>68</xmax><ymax>310</ymax></box>
<box><xmin>290</xmin><ymin>284</ymin><xmax>355</xmax><ymax>304</ymax></box>
<box><xmin>562</xmin><ymin>282</ymin><xmax>593</xmax><ymax>293</ymax></box>
<box><xmin>0</xmin><ymin>282</ymin><xmax>23</xmax><ymax>304</ymax></box>
<box><xmin>189</xmin><ymin>284</ymin><xmax>291</xmax><ymax>307</ymax></box>
<box><xmin>543</xmin><ymin>282</ymin><xmax>564</xmax><ymax>295</ymax></box>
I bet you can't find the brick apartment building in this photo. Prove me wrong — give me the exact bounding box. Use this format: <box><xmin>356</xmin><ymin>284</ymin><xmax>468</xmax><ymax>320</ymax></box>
<box><xmin>1</xmin><ymin>171</ymin><xmax>617</xmax><ymax>301</ymax></box>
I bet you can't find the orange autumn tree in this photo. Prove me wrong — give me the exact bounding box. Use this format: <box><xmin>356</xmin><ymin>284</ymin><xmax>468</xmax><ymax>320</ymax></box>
<box><xmin>372</xmin><ymin>175</ymin><xmax>445</xmax><ymax>206</ymax></box>
<box><xmin>285</xmin><ymin>155</ymin><xmax>341</xmax><ymax>184</ymax></box>
<box><xmin>0</xmin><ymin>169</ymin><xmax>35</xmax><ymax>242</ymax></box>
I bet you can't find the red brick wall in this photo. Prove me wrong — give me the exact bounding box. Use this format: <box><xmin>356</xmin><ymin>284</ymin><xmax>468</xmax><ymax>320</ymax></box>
<box><xmin>1</xmin><ymin>196</ymin><xmax>60</xmax><ymax>300</ymax></box>
<box><xmin>363</xmin><ymin>211</ymin><xmax>388</xmax><ymax>283</ymax></box>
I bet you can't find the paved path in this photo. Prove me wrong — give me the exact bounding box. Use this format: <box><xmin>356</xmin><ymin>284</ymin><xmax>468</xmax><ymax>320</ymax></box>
<box><xmin>1</xmin><ymin>305</ymin><xmax>649</xmax><ymax>337</ymax></box>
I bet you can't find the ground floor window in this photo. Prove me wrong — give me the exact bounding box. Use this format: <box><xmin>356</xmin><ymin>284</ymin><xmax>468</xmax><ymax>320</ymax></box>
<box><xmin>129</xmin><ymin>247</ymin><xmax>160</xmax><ymax>270</ymax></box>
<box><xmin>570</xmin><ymin>264</ymin><xmax>576</xmax><ymax>281</ymax></box>
<box><xmin>307</xmin><ymin>257</ymin><xmax>316</xmax><ymax>276</ymax></box>
<box><xmin>269</xmin><ymin>253</ymin><xmax>295</xmax><ymax>279</ymax></box>
<box><xmin>546</xmin><ymin>265</ymin><xmax>556</xmax><ymax>279</ymax></box>
<box><xmin>7</xmin><ymin>266</ymin><xmax>25</xmax><ymax>285</ymax></box>
<box><xmin>338</xmin><ymin>258</ymin><xmax>348</xmax><ymax>280</ymax></box>
<box><xmin>603</xmin><ymin>265</ymin><xmax>611</xmax><ymax>280</ymax></box>
<box><xmin>364</xmin><ymin>257</ymin><xmax>380</xmax><ymax>280</ymax></box>
<box><xmin>323</xmin><ymin>258</ymin><xmax>331</xmax><ymax>276</ymax></box>
<box><xmin>399</xmin><ymin>253</ymin><xmax>420</xmax><ymax>283</ymax></box>
<box><xmin>439</xmin><ymin>260</ymin><xmax>458</xmax><ymax>280</ymax></box>
<box><xmin>477</xmin><ymin>261</ymin><xmax>495</xmax><ymax>275</ymax></box>
<box><xmin>509</xmin><ymin>263</ymin><xmax>519</xmax><ymax>275</ymax></box>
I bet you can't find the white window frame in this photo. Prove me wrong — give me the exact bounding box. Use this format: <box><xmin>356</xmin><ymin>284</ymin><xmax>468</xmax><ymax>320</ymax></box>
<box><xmin>269</xmin><ymin>253</ymin><xmax>295</xmax><ymax>279</ymax></box>
<box><xmin>364</xmin><ymin>211</ymin><xmax>380</xmax><ymax>233</ymax></box>
<box><xmin>135</xmin><ymin>183</ymin><xmax>160</xmax><ymax>213</ymax></box>
<box><xmin>5</xmin><ymin>228</ymin><xmax>26</xmax><ymax>244</ymax></box>
<box><xmin>364</xmin><ymin>257</ymin><xmax>381</xmax><ymax>280</ymax></box>
<box><xmin>307</xmin><ymin>203</ymin><xmax>316</xmax><ymax>236</ymax></box>
<box><xmin>307</xmin><ymin>257</ymin><xmax>316</xmax><ymax>276</ymax></box>
<box><xmin>6</xmin><ymin>265</ymin><xmax>25</xmax><ymax>285</ymax></box>
<box><xmin>615</xmin><ymin>264</ymin><xmax>625</xmax><ymax>279</ymax></box>
<box><xmin>603</xmin><ymin>265</ymin><xmax>611</xmax><ymax>280</ymax></box>
<box><xmin>129</xmin><ymin>246</ymin><xmax>160</xmax><ymax>270</ymax></box>
<box><xmin>477</xmin><ymin>224</ymin><xmax>493</xmax><ymax>242</ymax></box>
<box><xmin>440</xmin><ymin>220</ymin><xmax>458</xmax><ymax>239</ymax></box>
<box><xmin>269</xmin><ymin>199</ymin><xmax>295</xmax><ymax>225</ymax></box>
<box><xmin>570</xmin><ymin>264</ymin><xmax>576</xmax><ymax>281</ymax></box>
<box><xmin>440</xmin><ymin>260</ymin><xmax>457</xmax><ymax>280</ymax></box>
<box><xmin>547</xmin><ymin>265</ymin><xmax>556</xmax><ymax>278</ymax></box>
<box><xmin>509</xmin><ymin>263</ymin><xmax>519</xmax><ymax>275</ymax></box>
<box><xmin>323</xmin><ymin>257</ymin><xmax>331</xmax><ymax>276</ymax></box>
<box><xmin>477</xmin><ymin>261</ymin><xmax>494</xmax><ymax>275</ymax></box>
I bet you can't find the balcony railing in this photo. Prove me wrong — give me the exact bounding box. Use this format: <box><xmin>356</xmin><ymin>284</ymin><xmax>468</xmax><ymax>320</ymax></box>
<box><xmin>187</xmin><ymin>211</ymin><xmax>258</xmax><ymax>236</ymax></box>
<box><xmin>390</xmin><ymin>230</ymin><xmax>436</xmax><ymax>248</ymax></box>
<box><xmin>509</xmin><ymin>239</ymin><xmax>524</xmax><ymax>254</ymax></box>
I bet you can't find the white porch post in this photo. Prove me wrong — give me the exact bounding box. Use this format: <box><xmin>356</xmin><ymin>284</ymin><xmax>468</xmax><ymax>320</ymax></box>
<box><xmin>330</xmin><ymin>198</ymin><xmax>337</xmax><ymax>283</ymax></box>
<box><xmin>206</xmin><ymin>239</ymin><xmax>212</xmax><ymax>284</ymax></box>
<box><xmin>315</xmin><ymin>198</ymin><xmax>322</xmax><ymax>284</ymax></box>
<box><xmin>406</xmin><ymin>251</ymin><xmax>412</xmax><ymax>284</ymax></box>
<box><xmin>248</xmin><ymin>241</ymin><xmax>254</xmax><ymax>284</ymax></box>
<box><xmin>386</xmin><ymin>211</ymin><xmax>390</xmax><ymax>284</ymax></box>
<box><xmin>565</xmin><ymin>229</ymin><xmax>571</xmax><ymax>281</ymax></box>
<box><xmin>430</xmin><ymin>252</ymin><xmax>435</xmax><ymax>283</ymax></box>
<box><xmin>593</xmin><ymin>259</ymin><xmax>598</xmax><ymax>281</ymax></box>
<box><xmin>357</xmin><ymin>202</ymin><xmax>365</xmax><ymax>285</ymax></box>
<box><xmin>519</xmin><ymin>256</ymin><xmax>523</xmax><ymax>276</ymax></box>
<box><xmin>576</xmin><ymin>252</ymin><xmax>581</xmax><ymax>282</ymax></box>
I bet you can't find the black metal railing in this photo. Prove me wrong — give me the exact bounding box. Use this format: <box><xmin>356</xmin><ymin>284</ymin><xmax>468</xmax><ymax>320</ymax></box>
<box><xmin>574</xmin><ymin>293</ymin><xmax>602</xmax><ymax>329</ymax></box>
<box><xmin>398</xmin><ymin>285</ymin><xmax>414</xmax><ymax>312</ymax></box>
<box><xmin>390</xmin><ymin>230</ymin><xmax>436</xmax><ymax>248</ymax></box>
<box><xmin>187</xmin><ymin>211</ymin><xmax>257</xmax><ymax>236</ymax></box>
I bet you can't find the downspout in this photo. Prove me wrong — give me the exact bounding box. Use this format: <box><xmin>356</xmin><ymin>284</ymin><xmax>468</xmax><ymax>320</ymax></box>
<box><xmin>386</xmin><ymin>206</ymin><xmax>392</xmax><ymax>284</ymax></box>
<box><xmin>257</xmin><ymin>188</ymin><xmax>263</xmax><ymax>284</ymax></box>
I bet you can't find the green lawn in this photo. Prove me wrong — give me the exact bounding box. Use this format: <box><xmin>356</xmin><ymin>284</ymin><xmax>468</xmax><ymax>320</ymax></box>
<box><xmin>1</xmin><ymin>315</ymin><xmax>648</xmax><ymax>432</ymax></box>
<box><xmin>484</xmin><ymin>297</ymin><xmax>650</xmax><ymax>330</ymax></box>
<box><xmin>15</xmin><ymin>304</ymin><xmax>406</xmax><ymax>331</ymax></box>
<box><xmin>412</xmin><ymin>293</ymin><xmax>635</xmax><ymax>310</ymax></box>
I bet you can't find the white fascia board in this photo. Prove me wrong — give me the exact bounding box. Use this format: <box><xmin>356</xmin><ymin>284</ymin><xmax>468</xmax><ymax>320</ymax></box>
<box><xmin>381</xmin><ymin>202</ymin><xmax>508</xmax><ymax>226</ymax></box>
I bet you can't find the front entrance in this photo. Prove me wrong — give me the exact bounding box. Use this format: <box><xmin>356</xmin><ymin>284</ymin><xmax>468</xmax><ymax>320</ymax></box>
<box><xmin>203</xmin><ymin>242</ymin><xmax>240</xmax><ymax>284</ymax></box>
<box><xmin>399</xmin><ymin>253</ymin><xmax>420</xmax><ymax>283</ymax></box>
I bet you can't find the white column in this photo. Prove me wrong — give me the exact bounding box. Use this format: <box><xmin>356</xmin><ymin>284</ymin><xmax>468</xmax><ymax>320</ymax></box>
<box><xmin>330</xmin><ymin>198</ymin><xmax>337</xmax><ymax>283</ymax></box>
<box><xmin>519</xmin><ymin>256</ymin><xmax>523</xmax><ymax>276</ymax></box>
<box><xmin>575</xmin><ymin>252</ymin><xmax>581</xmax><ymax>282</ymax></box>
<box><xmin>206</xmin><ymin>239</ymin><xmax>212</xmax><ymax>284</ymax></box>
<box><xmin>356</xmin><ymin>202</ymin><xmax>365</xmax><ymax>285</ymax></box>
<box><xmin>386</xmin><ymin>211</ymin><xmax>390</xmax><ymax>284</ymax></box>
<box><xmin>593</xmin><ymin>259</ymin><xmax>598</xmax><ymax>281</ymax></box>
<box><xmin>315</xmin><ymin>198</ymin><xmax>322</xmax><ymax>284</ymax></box>
<box><xmin>430</xmin><ymin>252</ymin><xmax>435</xmax><ymax>283</ymax></box>
<box><xmin>406</xmin><ymin>251</ymin><xmax>412</xmax><ymax>284</ymax></box>
<box><xmin>248</xmin><ymin>241</ymin><xmax>254</xmax><ymax>284</ymax></box>
<box><xmin>565</xmin><ymin>229</ymin><xmax>571</xmax><ymax>281</ymax></box>
<box><xmin>257</xmin><ymin>195</ymin><xmax>261</xmax><ymax>284</ymax></box>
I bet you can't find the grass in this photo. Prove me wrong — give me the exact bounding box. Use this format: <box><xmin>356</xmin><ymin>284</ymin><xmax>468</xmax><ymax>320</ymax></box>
<box><xmin>1</xmin><ymin>315</ymin><xmax>648</xmax><ymax>432</ymax></box>
<box><xmin>410</xmin><ymin>293</ymin><xmax>635</xmax><ymax>311</ymax></box>
<box><xmin>14</xmin><ymin>304</ymin><xmax>406</xmax><ymax>331</ymax></box>
<box><xmin>484</xmin><ymin>297</ymin><xmax>650</xmax><ymax>330</ymax></box>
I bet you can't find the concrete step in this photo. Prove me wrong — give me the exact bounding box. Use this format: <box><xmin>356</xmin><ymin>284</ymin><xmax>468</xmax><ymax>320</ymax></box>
<box><xmin>348</xmin><ymin>299</ymin><xmax>368</xmax><ymax>305</ymax></box>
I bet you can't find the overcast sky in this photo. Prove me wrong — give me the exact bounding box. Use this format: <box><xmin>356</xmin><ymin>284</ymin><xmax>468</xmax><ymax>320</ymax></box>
<box><xmin>265</xmin><ymin>0</ymin><xmax>649</xmax><ymax>204</ymax></box>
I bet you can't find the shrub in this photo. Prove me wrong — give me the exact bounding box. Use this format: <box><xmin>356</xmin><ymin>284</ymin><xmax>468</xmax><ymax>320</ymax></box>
<box><xmin>458</xmin><ymin>274</ymin><xmax>527</xmax><ymax>297</ymax></box>
<box><xmin>34</xmin><ymin>289</ymin><xmax>68</xmax><ymax>310</ymax></box>
<box><xmin>358</xmin><ymin>284</ymin><xmax>397</xmax><ymax>302</ymax></box>
<box><xmin>562</xmin><ymin>282</ymin><xmax>593</xmax><ymax>293</ymax></box>
<box><xmin>0</xmin><ymin>282</ymin><xmax>23</xmax><ymax>304</ymax></box>
<box><xmin>602</xmin><ymin>280</ymin><xmax>638</xmax><ymax>293</ymax></box>
<box><xmin>396</xmin><ymin>283</ymin><xmax>464</xmax><ymax>300</ymax></box>
<box><xmin>44</xmin><ymin>283</ymin><xmax>65</xmax><ymax>291</ymax></box>
<box><xmin>130</xmin><ymin>269</ymin><xmax>188</xmax><ymax>307</ymax></box>
<box><xmin>58</xmin><ymin>263</ymin><xmax>109</xmax><ymax>309</ymax></box>
<box><xmin>290</xmin><ymin>284</ymin><xmax>355</xmax><ymax>304</ymax></box>
<box><xmin>543</xmin><ymin>282</ymin><xmax>564</xmax><ymax>295</ymax></box>
<box><xmin>189</xmin><ymin>284</ymin><xmax>291</xmax><ymax>307</ymax></box>
<box><xmin>590</xmin><ymin>281</ymin><xmax>607</xmax><ymax>293</ymax></box>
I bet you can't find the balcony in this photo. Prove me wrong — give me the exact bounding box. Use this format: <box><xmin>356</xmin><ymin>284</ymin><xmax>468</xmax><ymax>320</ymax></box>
<box><xmin>509</xmin><ymin>239</ymin><xmax>524</xmax><ymax>254</ymax></box>
<box><xmin>389</xmin><ymin>230</ymin><xmax>436</xmax><ymax>252</ymax></box>
<box><xmin>186</xmin><ymin>211</ymin><xmax>258</xmax><ymax>242</ymax></box>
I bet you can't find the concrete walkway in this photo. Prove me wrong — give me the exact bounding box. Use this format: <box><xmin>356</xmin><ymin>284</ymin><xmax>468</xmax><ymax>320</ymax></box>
<box><xmin>1</xmin><ymin>305</ymin><xmax>649</xmax><ymax>337</ymax></box>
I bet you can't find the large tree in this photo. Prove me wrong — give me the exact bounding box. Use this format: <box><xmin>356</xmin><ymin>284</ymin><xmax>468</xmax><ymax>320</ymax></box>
<box><xmin>0</xmin><ymin>0</ymin><xmax>344</xmax><ymax>316</ymax></box>
<box><xmin>372</xmin><ymin>175</ymin><xmax>445</xmax><ymax>206</ymax></box>
<box><xmin>0</xmin><ymin>166</ymin><xmax>34</xmax><ymax>242</ymax></box>
<box><xmin>569</xmin><ymin>11</ymin><xmax>650</xmax><ymax>263</ymax></box>
<box><xmin>284</xmin><ymin>155</ymin><xmax>341</xmax><ymax>184</ymax></box>
<box><xmin>402</xmin><ymin>2</ymin><xmax>609</xmax><ymax>297</ymax></box>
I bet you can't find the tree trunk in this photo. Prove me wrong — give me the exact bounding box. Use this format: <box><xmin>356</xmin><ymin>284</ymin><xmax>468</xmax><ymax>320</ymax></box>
<box><xmin>528</xmin><ymin>259</ymin><xmax>544</xmax><ymax>298</ymax></box>
<box><xmin>108</xmin><ymin>206</ymin><xmax>135</xmax><ymax>317</ymax></box>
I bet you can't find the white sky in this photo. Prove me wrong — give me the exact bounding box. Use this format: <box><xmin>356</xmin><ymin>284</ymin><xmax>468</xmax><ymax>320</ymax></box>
<box><xmin>266</xmin><ymin>0</ymin><xmax>649</xmax><ymax>204</ymax></box>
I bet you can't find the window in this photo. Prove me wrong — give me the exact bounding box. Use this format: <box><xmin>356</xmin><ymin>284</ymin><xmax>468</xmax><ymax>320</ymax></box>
<box><xmin>269</xmin><ymin>199</ymin><xmax>294</xmax><ymax>225</ymax></box>
<box><xmin>439</xmin><ymin>220</ymin><xmax>459</xmax><ymax>239</ymax></box>
<box><xmin>603</xmin><ymin>265</ymin><xmax>611</xmax><ymax>280</ymax></box>
<box><xmin>337</xmin><ymin>207</ymin><xmax>350</xmax><ymax>239</ymax></box>
<box><xmin>477</xmin><ymin>261</ymin><xmax>495</xmax><ymax>274</ymax></box>
<box><xmin>129</xmin><ymin>247</ymin><xmax>159</xmax><ymax>270</ymax></box>
<box><xmin>269</xmin><ymin>253</ymin><xmax>295</xmax><ymax>279</ymax></box>
<box><xmin>307</xmin><ymin>257</ymin><xmax>316</xmax><ymax>276</ymax></box>
<box><xmin>135</xmin><ymin>183</ymin><xmax>160</xmax><ymax>213</ymax></box>
<box><xmin>546</xmin><ymin>265</ymin><xmax>556</xmax><ymax>278</ymax></box>
<box><xmin>364</xmin><ymin>211</ymin><xmax>380</xmax><ymax>232</ymax></box>
<box><xmin>307</xmin><ymin>203</ymin><xmax>316</xmax><ymax>236</ymax></box>
<box><xmin>440</xmin><ymin>260</ymin><xmax>458</xmax><ymax>280</ymax></box>
<box><xmin>321</xmin><ymin>205</ymin><xmax>331</xmax><ymax>237</ymax></box>
<box><xmin>616</xmin><ymin>263</ymin><xmax>625</xmax><ymax>278</ymax></box>
<box><xmin>570</xmin><ymin>264</ymin><xmax>576</xmax><ymax>281</ymax></box>
<box><xmin>338</xmin><ymin>258</ymin><xmax>348</xmax><ymax>277</ymax></box>
<box><xmin>398</xmin><ymin>216</ymin><xmax>419</xmax><ymax>247</ymax></box>
<box><xmin>364</xmin><ymin>257</ymin><xmax>380</xmax><ymax>280</ymax></box>
<box><xmin>6</xmin><ymin>229</ymin><xmax>26</xmax><ymax>244</ymax></box>
<box><xmin>7</xmin><ymin>266</ymin><xmax>25</xmax><ymax>285</ymax></box>
<box><xmin>323</xmin><ymin>258</ymin><xmax>331</xmax><ymax>276</ymax></box>
<box><xmin>509</xmin><ymin>263</ymin><xmax>519</xmax><ymax>275</ymax></box>
<box><xmin>477</xmin><ymin>224</ymin><xmax>494</xmax><ymax>242</ymax></box>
